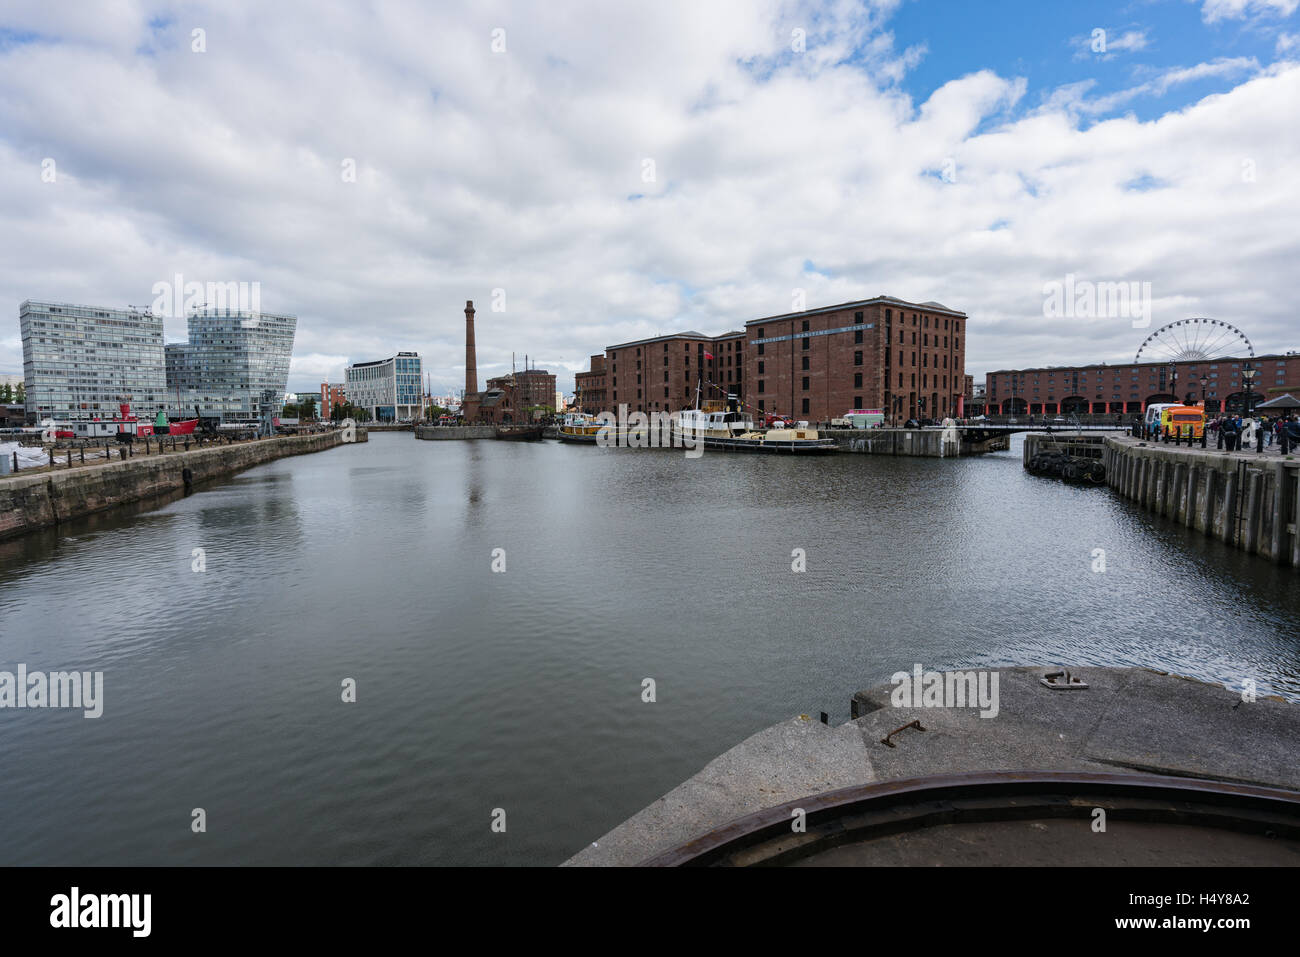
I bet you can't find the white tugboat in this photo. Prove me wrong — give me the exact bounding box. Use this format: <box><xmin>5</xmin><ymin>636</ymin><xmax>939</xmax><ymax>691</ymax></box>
<box><xmin>669</xmin><ymin>386</ymin><xmax>836</xmax><ymax>454</ymax></box>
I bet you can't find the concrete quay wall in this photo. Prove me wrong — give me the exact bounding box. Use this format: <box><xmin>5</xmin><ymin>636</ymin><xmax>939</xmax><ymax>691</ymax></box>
<box><xmin>1103</xmin><ymin>436</ymin><xmax>1300</xmax><ymax>566</ymax></box>
<box><xmin>414</xmin><ymin>425</ymin><xmax>497</xmax><ymax>440</ymax></box>
<box><xmin>0</xmin><ymin>429</ymin><xmax>364</xmax><ymax>541</ymax></box>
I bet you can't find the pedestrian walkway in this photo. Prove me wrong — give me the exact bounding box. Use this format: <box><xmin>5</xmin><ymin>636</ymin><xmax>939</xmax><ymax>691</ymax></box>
<box><xmin>1138</xmin><ymin>434</ymin><xmax>1299</xmax><ymax>461</ymax></box>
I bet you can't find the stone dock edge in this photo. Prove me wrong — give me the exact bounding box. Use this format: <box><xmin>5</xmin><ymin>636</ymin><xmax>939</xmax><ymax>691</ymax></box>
<box><xmin>0</xmin><ymin>428</ymin><xmax>367</xmax><ymax>541</ymax></box>
<box><xmin>565</xmin><ymin>666</ymin><xmax>1297</xmax><ymax>866</ymax></box>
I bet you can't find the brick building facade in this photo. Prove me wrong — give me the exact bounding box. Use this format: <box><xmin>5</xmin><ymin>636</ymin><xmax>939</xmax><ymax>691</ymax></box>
<box><xmin>510</xmin><ymin>368</ymin><xmax>558</xmax><ymax>411</ymax></box>
<box><xmin>574</xmin><ymin>355</ymin><xmax>607</xmax><ymax>412</ymax></box>
<box><xmin>746</xmin><ymin>298</ymin><xmax>966</xmax><ymax>422</ymax></box>
<box><xmin>604</xmin><ymin>330</ymin><xmax>745</xmax><ymax>415</ymax></box>
<box><xmin>319</xmin><ymin>382</ymin><xmax>346</xmax><ymax>419</ymax></box>
<box><xmin>986</xmin><ymin>354</ymin><xmax>1300</xmax><ymax>416</ymax></box>
<box><xmin>575</xmin><ymin>296</ymin><xmax>967</xmax><ymax>422</ymax></box>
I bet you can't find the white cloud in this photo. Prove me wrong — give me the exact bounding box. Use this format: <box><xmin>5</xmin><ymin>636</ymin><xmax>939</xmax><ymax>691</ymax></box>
<box><xmin>1037</xmin><ymin>57</ymin><xmax>1260</xmax><ymax>116</ymax></box>
<box><xmin>1073</xmin><ymin>28</ymin><xmax>1149</xmax><ymax>61</ymax></box>
<box><xmin>0</xmin><ymin>0</ymin><xmax>1296</xmax><ymax>395</ymax></box>
<box><xmin>1201</xmin><ymin>0</ymin><xmax>1300</xmax><ymax>23</ymax></box>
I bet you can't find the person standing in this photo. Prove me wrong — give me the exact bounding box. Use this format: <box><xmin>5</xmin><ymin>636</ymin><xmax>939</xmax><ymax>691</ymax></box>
<box><xmin>1256</xmin><ymin>415</ymin><xmax>1266</xmax><ymax>453</ymax></box>
<box><xmin>1285</xmin><ymin>415</ymin><xmax>1300</xmax><ymax>455</ymax></box>
<box><xmin>1222</xmin><ymin>414</ymin><xmax>1238</xmax><ymax>452</ymax></box>
<box><xmin>1214</xmin><ymin>415</ymin><xmax>1224</xmax><ymax>450</ymax></box>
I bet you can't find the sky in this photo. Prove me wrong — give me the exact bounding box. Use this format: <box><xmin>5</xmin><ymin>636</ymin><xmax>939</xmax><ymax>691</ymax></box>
<box><xmin>0</xmin><ymin>0</ymin><xmax>1297</xmax><ymax>395</ymax></box>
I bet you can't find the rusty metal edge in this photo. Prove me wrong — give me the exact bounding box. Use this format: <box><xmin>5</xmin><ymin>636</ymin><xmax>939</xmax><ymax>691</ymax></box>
<box><xmin>639</xmin><ymin>769</ymin><xmax>1300</xmax><ymax>867</ymax></box>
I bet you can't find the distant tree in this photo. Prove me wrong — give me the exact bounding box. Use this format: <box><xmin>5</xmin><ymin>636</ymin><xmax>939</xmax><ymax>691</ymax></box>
<box><xmin>329</xmin><ymin>401</ymin><xmax>369</xmax><ymax>423</ymax></box>
<box><xmin>281</xmin><ymin>403</ymin><xmax>300</xmax><ymax>418</ymax></box>
<box><xmin>426</xmin><ymin>404</ymin><xmax>450</xmax><ymax>419</ymax></box>
<box><xmin>0</xmin><ymin>383</ymin><xmax>11</xmax><ymax>402</ymax></box>
<box><xmin>299</xmin><ymin>396</ymin><xmax>318</xmax><ymax>420</ymax></box>
<box><xmin>14</xmin><ymin>382</ymin><xmax>24</xmax><ymax>403</ymax></box>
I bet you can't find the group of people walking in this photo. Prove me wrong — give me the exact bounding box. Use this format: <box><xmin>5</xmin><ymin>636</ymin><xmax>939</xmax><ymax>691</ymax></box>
<box><xmin>1206</xmin><ymin>413</ymin><xmax>1300</xmax><ymax>453</ymax></box>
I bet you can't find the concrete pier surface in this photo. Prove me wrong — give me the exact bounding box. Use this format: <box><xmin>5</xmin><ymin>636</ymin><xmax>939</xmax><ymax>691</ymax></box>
<box><xmin>565</xmin><ymin>666</ymin><xmax>1298</xmax><ymax>866</ymax></box>
<box><xmin>0</xmin><ymin>428</ymin><xmax>366</xmax><ymax>541</ymax></box>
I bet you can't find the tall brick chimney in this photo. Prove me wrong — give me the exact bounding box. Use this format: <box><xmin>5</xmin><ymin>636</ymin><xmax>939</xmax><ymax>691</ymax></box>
<box><xmin>462</xmin><ymin>300</ymin><xmax>480</xmax><ymax>422</ymax></box>
<box><xmin>465</xmin><ymin>300</ymin><xmax>477</xmax><ymax>399</ymax></box>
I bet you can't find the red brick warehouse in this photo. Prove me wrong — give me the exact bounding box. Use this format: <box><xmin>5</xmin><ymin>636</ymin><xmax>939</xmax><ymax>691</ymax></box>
<box><xmin>745</xmin><ymin>297</ymin><xmax>967</xmax><ymax>423</ymax></box>
<box><xmin>578</xmin><ymin>296</ymin><xmax>967</xmax><ymax>422</ymax></box>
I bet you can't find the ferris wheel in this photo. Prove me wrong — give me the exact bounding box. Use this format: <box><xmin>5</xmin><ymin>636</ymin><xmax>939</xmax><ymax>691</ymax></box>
<box><xmin>1135</xmin><ymin>318</ymin><xmax>1253</xmax><ymax>365</ymax></box>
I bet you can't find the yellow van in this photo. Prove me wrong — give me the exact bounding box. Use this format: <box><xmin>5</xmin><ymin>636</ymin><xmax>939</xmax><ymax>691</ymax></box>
<box><xmin>1160</xmin><ymin>405</ymin><xmax>1204</xmax><ymax>439</ymax></box>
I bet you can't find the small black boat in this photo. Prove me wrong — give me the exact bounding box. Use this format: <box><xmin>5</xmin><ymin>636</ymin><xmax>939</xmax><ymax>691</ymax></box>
<box><xmin>495</xmin><ymin>425</ymin><xmax>546</xmax><ymax>441</ymax></box>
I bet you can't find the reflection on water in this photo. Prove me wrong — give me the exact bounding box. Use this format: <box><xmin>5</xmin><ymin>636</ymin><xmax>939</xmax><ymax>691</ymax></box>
<box><xmin>0</xmin><ymin>432</ymin><xmax>1296</xmax><ymax>865</ymax></box>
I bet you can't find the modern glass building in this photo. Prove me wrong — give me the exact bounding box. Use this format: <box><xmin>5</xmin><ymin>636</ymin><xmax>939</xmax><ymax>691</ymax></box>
<box><xmin>345</xmin><ymin>352</ymin><xmax>423</xmax><ymax>421</ymax></box>
<box><xmin>19</xmin><ymin>301</ymin><xmax>297</xmax><ymax>425</ymax></box>
<box><xmin>19</xmin><ymin>300</ymin><xmax>168</xmax><ymax>424</ymax></box>
<box><xmin>165</xmin><ymin>308</ymin><xmax>298</xmax><ymax>423</ymax></box>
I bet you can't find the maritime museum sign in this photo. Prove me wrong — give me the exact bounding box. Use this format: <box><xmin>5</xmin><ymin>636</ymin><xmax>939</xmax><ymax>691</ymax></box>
<box><xmin>751</xmin><ymin>322</ymin><xmax>874</xmax><ymax>345</ymax></box>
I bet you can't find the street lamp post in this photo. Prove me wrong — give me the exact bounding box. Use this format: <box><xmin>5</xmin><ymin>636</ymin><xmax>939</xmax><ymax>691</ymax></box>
<box><xmin>1199</xmin><ymin>374</ymin><xmax>1209</xmax><ymax>447</ymax></box>
<box><xmin>1242</xmin><ymin>362</ymin><xmax>1256</xmax><ymax>418</ymax></box>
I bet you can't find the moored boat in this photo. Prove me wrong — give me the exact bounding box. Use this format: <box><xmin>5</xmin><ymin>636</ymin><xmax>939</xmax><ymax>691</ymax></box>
<box><xmin>495</xmin><ymin>424</ymin><xmax>546</xmax><ymax>441</ymax></box>
<box><xmin>146</xmin><ymin>409</ymin><xmax>199</xmax><ymax>436</ymax></box>
<box><xmin>556</xmin><ymin>412</ymin><xmax>607</xmax><ymax>444</ymax></box>
<box><xmin>670</xmin><ymin>395</ymin><xmax>836</xmax><ymax>454</ymax></box>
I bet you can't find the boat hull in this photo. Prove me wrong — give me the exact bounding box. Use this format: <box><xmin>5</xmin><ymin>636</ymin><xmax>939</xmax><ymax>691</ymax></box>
<box><xmin>669</xmin><ymin>428</ymin><xmax>837</xmax><ymax>454</ymax></box>
<box><xmin>556</xmin><ymin>427</ymin><xmax>648</xmax><ymax>445</ymax></box>
<box><xmin>698</xmin><ymin>434</ymin><xmax>837</xmax><ymax>454</ymax></box>
<box><xmin>151</xmin><ymin>418</ymin><xmax>199</xmax><ymax>437</ymax></box>
<box><xmin>495</xmin><ymin>426</ymin><xmax>546</xmax><ymax>441</ymax></box>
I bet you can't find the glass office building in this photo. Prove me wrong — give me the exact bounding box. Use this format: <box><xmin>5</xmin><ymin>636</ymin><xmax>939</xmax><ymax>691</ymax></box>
<box><xmin>166</xmin><ymin>308</ymin><xmax>298</xmax><ymax>423</ymax></box>
<box><xmin>19</xmin><ymin>301</ymin><xmax>297</xmax><ymax>425</ymax></box>
<box><xmin>345</xmin><ymin>352</ymin><xmax>423</xmax><ymax>421</ymax></box>
<box><xmin>19</xmin><ymin>300</ymin><xmax>168</xmax><ymax>423</ymax></box>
